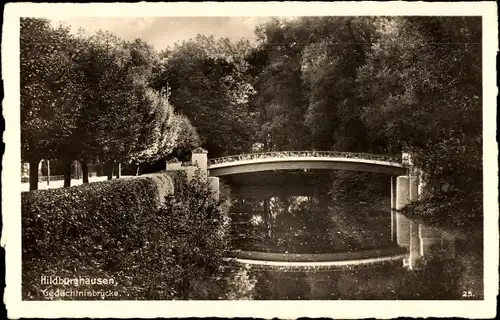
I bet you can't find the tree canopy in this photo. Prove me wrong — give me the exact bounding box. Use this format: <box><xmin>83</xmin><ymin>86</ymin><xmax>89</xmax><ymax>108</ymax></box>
<box><xmin>21</xmin><ymin>16</ymin><xmax>483</xmax><ymax>230</ymax></box>
<box><xmin>20</xmin><ymin>18</ymin><xmax>200</xmax><ymax>188</ymax></box>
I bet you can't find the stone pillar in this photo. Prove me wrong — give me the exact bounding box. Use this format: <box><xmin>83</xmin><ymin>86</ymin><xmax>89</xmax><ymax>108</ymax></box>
<box><xmin>208</xmin><ymin>177</ymin><xmax>220</xmax><ymax>201</ymax></box>
<box><xmin>191</xmin><ymin>152</ymin><xmax>208</xmax><ymax>182</ymax></box>
<box><xmin>390</xmin><ymin>176</ymin><xmax>397</xmax><ymax>243</ymax></box>
<box><xmin>408</xmin><ymin>220</ymin><xmax>420</xmax><ymax>269</ymax></box>
<box><xmin>396</xmin><ymin>176</ymin><xmax>410</xmax><ymax>247</ymax></box>
<box><xmin>408</xmin><ymin>175</ymin><xmax>421</xmax><ymax>269</ymax></box>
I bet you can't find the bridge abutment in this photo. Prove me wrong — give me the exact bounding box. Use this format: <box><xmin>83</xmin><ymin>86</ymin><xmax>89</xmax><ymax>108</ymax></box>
<box><xmin>208</xmin><ymin>177</ymin><xmax>220</xmax><ymax>201</ymax></box>
<box><xmin>191</xmin><ymin>151</ymin><xmax>208</xmax><ymax>182</ymax></box>
<box><xmin>395</xmin><ymin>155</ymin><xmax>456</xmax><ymax>269</ymax></box>
<box><xmin>396</xmin><ymin>173</ymin><xmax>425</xmax><ymax>269</ymax></box>
<box><xmin>390</xmin><ymin>176</ymin><xmax>397</xmax><ymax>243</ymax></box>
<box><xmin>396</xmin><ymin>176</ymin><xmax>411</xmax><ymax>248</ymax></box>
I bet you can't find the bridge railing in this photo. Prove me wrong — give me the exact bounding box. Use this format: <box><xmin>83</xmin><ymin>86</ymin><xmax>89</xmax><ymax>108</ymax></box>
<box><xmin>208</xmin><ymin>151</ymin><xmax>402</xmax><ymax>166</ymax></box>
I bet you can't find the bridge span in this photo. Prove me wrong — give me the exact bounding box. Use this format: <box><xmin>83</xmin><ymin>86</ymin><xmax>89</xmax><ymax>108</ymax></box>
<box><xmin>208</xmin><ymin>151</ymin><xmax>407</xmax><ymax>177</ymax></box>
<box><xmin>166</xmin><ymin>149</ymin><xmax>457</xmax><ymax>270</ymax></box>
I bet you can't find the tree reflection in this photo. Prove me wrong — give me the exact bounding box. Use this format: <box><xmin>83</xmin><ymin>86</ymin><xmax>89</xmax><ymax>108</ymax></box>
<box><xmin>230</xmin><ymin>193</ymin><xmax>340</xmax><ymax>253</ymax></box>
<box><xmin>228</xmin><ymin>172</ymin><xmax>393</xmax><ymax>254</ymax></box>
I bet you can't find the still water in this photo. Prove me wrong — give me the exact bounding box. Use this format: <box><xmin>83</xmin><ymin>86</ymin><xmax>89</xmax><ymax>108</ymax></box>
<box><xmin>216</xmin><ymin>169</ymin><xmax>476</xmax><ymax>300</ymax></box>
<box><xmin>229</xmin><ymin>195</ymin><xmax>394</xmax><ymax>254</ymax></box>
<box><xmin>225</xmin><ymin>192</ymin><xmax>419</xmax><ymax>299</ymax></box>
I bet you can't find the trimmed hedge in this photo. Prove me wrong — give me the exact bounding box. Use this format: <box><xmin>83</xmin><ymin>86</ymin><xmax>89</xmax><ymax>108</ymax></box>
<box><xmin>22</xmin><ymin>173</ymin><xmax>173</xmax><ymax>300</ymax></box>
<box><xmin>142</xmin><ymin>173</ymin><xmax>174</xmax><ymax>206</ymax></box>
<box><xmin>21</xmin><ymin>171</ymin><xmax>250</xmax><ymax>300</ymax></box>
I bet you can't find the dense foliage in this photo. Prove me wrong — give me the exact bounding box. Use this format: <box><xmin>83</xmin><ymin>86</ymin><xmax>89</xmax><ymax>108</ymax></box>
<box><xmin>22</xmin><ymin>173</ymin><xmax>172</xmax><ymax>299</ymax></box>
<box><xmin>152</xmin><ymin>35</ymin><xmax>257</xmax><ymax>157</ymax></box>
<box><xmin>22</xmin><ymin>172</ymin><xmax>254</xmax><ymax>300</ymax></box>
<box><xmin>22</xmin><ymin>16</ymin><xmax>482</xmax><ymax>231</ymax></box>
<box><xmin>20</xmin><ymin>18</ymin><xmax>200</xmax><ymax>189</ymax></box>
<box><xmin>356</xmin><ymin>17</ymin><xmax>482</xmax><ymax>231</ymax></box>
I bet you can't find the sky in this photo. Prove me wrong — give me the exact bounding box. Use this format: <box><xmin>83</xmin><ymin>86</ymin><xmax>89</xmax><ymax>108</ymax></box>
<box><xmin>53</xmin><ymin>17</ymin><xmax>272</xmax><ymax>50</ymax></box>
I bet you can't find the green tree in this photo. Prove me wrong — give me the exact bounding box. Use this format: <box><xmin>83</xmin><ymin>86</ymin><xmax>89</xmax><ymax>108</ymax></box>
<box><xmin>357</xmin><ymin>17</ymin><xmax>482</xmax><ymax>230</ymax></box>
<box><xmin>128</xmin><ymin>88</ymin><xmax>179</xmax><ymax>174</ymax></box>
<box><xmin>168</xmin><ymin>113</ymin><xmax>202</xmax><ymax>162</ymax></box>
<box><xmin>152</xmin><ymin>35</ymin><xmax>257</xmax><ymax>157</ymax></box>
<box><xmin>72</xmin><ymin>32</ymin><xmax>167</xmax><ymax>182</ymax></box>
<box><xmin>20</xmin><ymin>18</ymin><xmax>83</xmax><ymax>190</ymax></box>
<box><xmin>247</xmin><ymin>18</ymin><xmax>310</xmax><ymax>151</ymax></box>
<box><xmin>300</xmin><ymin>17</ymin><xmax>377</xmax><ymax>151</ymax></box>
<box><xmin>247</xmin><ymin>17</ymin><xmax>379</xmax><ymax>152</ymax></box>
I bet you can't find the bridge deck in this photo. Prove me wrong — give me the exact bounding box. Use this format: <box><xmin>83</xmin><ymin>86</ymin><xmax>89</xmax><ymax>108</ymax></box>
<box><xmin>227</xmin><ymin>246</ymin><xmax>408</xmax><ymax>262</ymax></box>
<box><xmin>209</xmin><ymin>156</ymin><xmax>404</xmax><ymax>169</ymax></box>
<box><xmin>208</xmin><ymin>152</ymin><xmax>406</xmax><ymax>176</ymax></box>
<box><xmin>209</xmin><ymin>151</ymin><xmax>402</xmax><ymax>166</ymax></box>
<box><xmin>225</xmin><ymin>247</ymin><xmax>408</xmax><ymax>270</ymax></box>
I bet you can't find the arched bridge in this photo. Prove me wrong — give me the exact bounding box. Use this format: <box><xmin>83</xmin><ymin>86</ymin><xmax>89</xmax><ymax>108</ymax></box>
<box><xmin>208</xmin><ymin>151</ymin><xmax>407</xmax><ymax>177</ymax></box>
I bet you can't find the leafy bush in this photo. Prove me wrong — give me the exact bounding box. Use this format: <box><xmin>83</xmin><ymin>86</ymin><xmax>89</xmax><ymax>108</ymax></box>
<box><xmin>22</xmin><ymin>170</ymin><xmax>248</xmax><ymax>300</ymax></box>
<box><xmin>142</xmin><ymin>173</ymin><xmax>174</xmax><ymax>206</ymax></box>
<box><xmin>152</xmin><ymin>170</ymin><xmax>254</xmax><ymax>299</ymax></box>
<box><xmin>22</xmin><ymin>173</ymin><xmax>173</xmax><ymax>300</ymax></box>
<box><xmin>134</xmin><ymin>170</ymin><xmax>230</xmax><ymax>298</ymax></box>
<box><xmin>402</xmin><ymin>189</ymin><xmax>482</xmax><ymax>232</ymax></box>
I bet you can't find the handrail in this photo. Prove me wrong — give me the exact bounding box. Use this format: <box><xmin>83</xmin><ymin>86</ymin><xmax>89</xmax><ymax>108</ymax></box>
<box><xmin>208</xmin><ymin>151</ymin><xmax>402</xmax><ymax>166</ymax></box>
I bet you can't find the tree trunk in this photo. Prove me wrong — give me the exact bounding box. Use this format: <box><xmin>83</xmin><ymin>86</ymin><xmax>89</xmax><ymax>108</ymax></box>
<box><xmin>28</xmin><ymin>158</ymin><xmax>40</xmax><ymax>191</ymax></box>
<box><xmin>82</xmin><ymin>160</ymin><xmax>89</xmax><ymax>184</ymax></box>
<box><xmin>115</xmin><ymin>162</ymin><xmax>122</xmax><ymax>179</ymax></box>
<box><xmin>63</xmin><ymin>160</ymin><xmax>72</xmax><ymax>187</ymax></box>
<box><xmin>135</xmin><ymin>164</ymin><xmax>140</xmax><ymax>176</ymax></box>
<box><xmin>106</xmin><ymin>161</ymin><xmax>114</xmax><ymax>180</ymax></box>
<box><xmin>76</xmin><ymin>161</ymin><xmax>80</xmax><ymax>179</ymax></box>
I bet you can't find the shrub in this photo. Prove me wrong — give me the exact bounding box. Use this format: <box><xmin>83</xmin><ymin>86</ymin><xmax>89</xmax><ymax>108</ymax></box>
<box><xmin>402</xmin><ymin>189</ymin><xmax>482</xmax><ymax>232</ymax></box>
<box><xmin>148</xmin><ymin>170</ymin><xmax>232</xmax><ymax>298</ymax></box>
<box><xmin>22</xmin><ymin>170</ymin><xmax>243</xmax><ymax>300</ymax></box>
<box><xmin>22</xmin><ymin>173</ymin><xmax>173</xmax><ymax>300</ymax></box>
<box><xmin>142</xmin><ymin>173</ymin><xmax>174</xmax><ymax>206</ymax></box>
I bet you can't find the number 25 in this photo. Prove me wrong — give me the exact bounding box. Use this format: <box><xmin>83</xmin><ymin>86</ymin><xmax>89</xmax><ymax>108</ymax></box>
<box><xmin>462</xmin><ymin>291</ymin><xmax>473</xmax><ymax>298</ymax></box>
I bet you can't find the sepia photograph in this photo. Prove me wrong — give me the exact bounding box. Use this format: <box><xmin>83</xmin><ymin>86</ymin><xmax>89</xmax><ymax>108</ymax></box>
<box><xmin>2</xmin><ymin>2</ymin><xmax>498</xmax><ymax>319</ymax></box>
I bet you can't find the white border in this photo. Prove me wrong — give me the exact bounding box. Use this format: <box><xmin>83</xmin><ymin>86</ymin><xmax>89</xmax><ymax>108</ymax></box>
<box><xmin>2</xmin><ymin>2</ymin><xmax>498</xmax><ymax>319</ymax></box>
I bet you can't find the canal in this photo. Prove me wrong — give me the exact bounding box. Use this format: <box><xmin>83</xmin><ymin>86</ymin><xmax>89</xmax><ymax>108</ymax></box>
<box><xmin>220</xmin><ymin>170</ymin><xmax>481</xmax><ymax>300</ymax></box>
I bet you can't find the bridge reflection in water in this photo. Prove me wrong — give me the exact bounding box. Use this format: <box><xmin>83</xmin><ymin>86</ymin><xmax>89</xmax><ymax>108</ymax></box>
<box><xmin>222</xmin><ymin>169</ymin><xmax>414</xmax><ymax>299</ymax></box>
<box><xmin>167</xmin><ymin>150</ymin><xmax>462</xmax><ymax>299</ymax></box>
<box><xmin>224</xmin><ymin>170</ymin><xmax>397</xmax><ymax>255</ymax></box>
<box><xmin>209</xmin><ymin>151</ymin><xmax>409</xmax><ymax>268</ymax></box>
